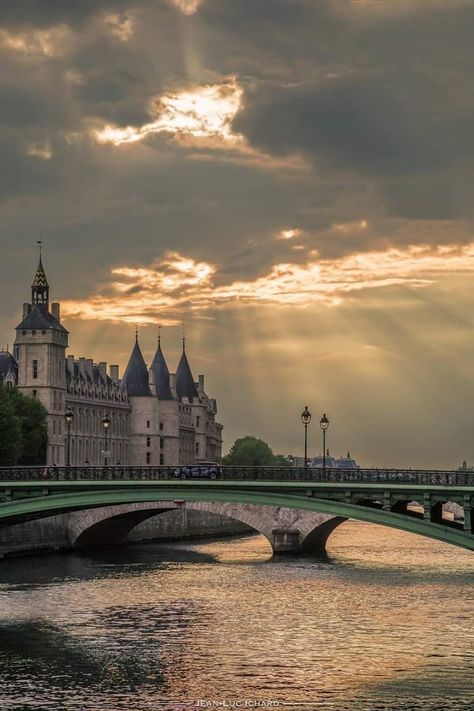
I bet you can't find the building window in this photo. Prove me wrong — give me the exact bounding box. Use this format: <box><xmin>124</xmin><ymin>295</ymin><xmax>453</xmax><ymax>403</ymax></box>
<box><xmin>160</xmin><ymin>438</ymin><xmax>164</xmax><ymax>450</ymax></box>
<box><xmin>32</xmin><ymin>359</ymin><xmax>38</xmax><ymax>379</ymax></box>
<box><xmin>146</xmin><ymin>452</ymin><xmax>151</xmax><ymax>464</ymax></box>
<box><xmin>160</xmin><ymin>453</ymin><xmax>164</xmax><ymax>465</ymax></box>
<box><xmin>196</xmin><ymin>442</ymin><xmax>200</xmax><ymax>456</ymax></box>
<box><xmin>159</xmin><ymin>422</ymin><xmax>164</xmax><ymax>431</ymax></box>
<box><xmin>32</xmin><ymin>389</ymin><xmax>37</xmax><ymax>397</ymax></box>
<box><xmin>196</xmin><ymin>416</ymin><xmax>200</xmax><ymax>428</ymax></box>
<box><xmin>53</xmin><ymin>420</ymin><xmax>56</xmax><ymax>434</ymax></box>
<box><xmin>146</xmin><ymin>420</ymin><xmax>150</xmax><ymax>428</ymax></box>
<box><xmin>32</xmin><ymin>330</ymin><xmax>36</xmax><ymax>335</ymax></box>
<box><xmin>22</xmin><ymin>330</ymin><xmax>26</xmax><ymax>335</ymax></box>
<box><xmin>146</xmin><ymin>436</ymin><xmax>151</xmax><ymax>448</ymax></box>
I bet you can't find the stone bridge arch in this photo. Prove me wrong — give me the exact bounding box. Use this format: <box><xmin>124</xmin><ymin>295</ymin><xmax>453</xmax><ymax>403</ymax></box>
<box><xmin>67</xmin><ymin>501</ymin><xmax>343</xmax><ymax>554</ymax></box>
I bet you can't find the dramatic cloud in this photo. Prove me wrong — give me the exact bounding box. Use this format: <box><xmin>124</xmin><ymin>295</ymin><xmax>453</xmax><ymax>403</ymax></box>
<box><xmin>2</xmin><ymin>0</ymin><xmax>474</xmax><ymax>464</ymax></box>
<box><xmin>61</xmin><ymin>242</ymin><xmax>474</xmax><ymax>324</ymax></box>
<box><xmin>95</xmin><ymin>79</ymin><xmax>243</xmax><ymax>145</ymax></box>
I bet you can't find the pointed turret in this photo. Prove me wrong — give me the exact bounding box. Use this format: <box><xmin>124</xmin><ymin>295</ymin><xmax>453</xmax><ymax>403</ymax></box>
<box><xmin>16</xmin><ymin>248</ymin><xmax>67</xmax><ymax>334</ymax></box>
<box><xmin>175</xmin><ymin>338</ymin><xmax>198</xmax><ymax>400</ymax></box>
<box><xmin>150</xmin><ymin>330</ymin><xmax>174</xmax><ymax>400</ymax></box>
<box><xmin>31</xmin><ymin>246</ymin><xmax>49</xmax><ymax>308</ymax></box>
<box><xmin>120</xmin><ymin>333</ymin><xmax>152</xmax><ymax>396</ymax></box>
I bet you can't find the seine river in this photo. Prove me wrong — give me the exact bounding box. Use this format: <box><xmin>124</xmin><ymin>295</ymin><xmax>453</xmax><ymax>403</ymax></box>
<box><xmin>0</xmin><ymin>522</ymin><xmax>472</xmax><ymax>711</ymax></box>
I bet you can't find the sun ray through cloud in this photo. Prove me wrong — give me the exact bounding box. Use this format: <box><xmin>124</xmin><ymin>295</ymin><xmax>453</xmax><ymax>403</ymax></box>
<box><xmin>61</xmin><ymin>242</ymin><xmax>474</xmax><ymax>324</ymax></box>
<box><xmin>94</xmin><ymin>79</ymin><xmax>243</xmax><ymax>146</ymax></box>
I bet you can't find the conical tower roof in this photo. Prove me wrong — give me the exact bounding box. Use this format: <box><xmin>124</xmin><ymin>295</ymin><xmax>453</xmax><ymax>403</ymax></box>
<box><xmin>150</xmin><ymin>333</ymin><xmax>174</xmax><ymax>400</ymax></box>
<box><xmin>176</xmin><ymin>339</ymin><xmax>198</xmax><ymax>400</ymax></box>
<box><xmin>32</xmin><ymin>256</ymin><xmax>48</xmax><ymax>289</ymax></box>
<box><xmin>120</xmin><ymin>334</ymin><xmax>152</xmax><ymax>396</ymax></box>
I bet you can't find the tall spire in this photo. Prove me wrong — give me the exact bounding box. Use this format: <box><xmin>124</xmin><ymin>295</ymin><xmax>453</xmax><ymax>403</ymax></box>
<box><xmin>176</xmin><ymin>334</ymin><xmax>198</xmax><ymax>401</ymax></box>
<box><xmin>120</xmin><ymin>333</ymin><xmax>152</xmax><ymax>396</ymax></box>
<box><xmin>31</xmin><ymin>240</ymin><xmax>49</xmax><ymax>308</ymax></box>
<box><xmin>150</xmin><ymin>327</ymin><xmax>174</xmax><ymax>400</ymax></box>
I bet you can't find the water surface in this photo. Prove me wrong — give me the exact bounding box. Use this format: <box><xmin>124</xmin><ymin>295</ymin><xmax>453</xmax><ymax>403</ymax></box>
<box><xmin>0</xmin><ymin>522</ymin><xmax>472</xmax><ymax>710</ymax></box>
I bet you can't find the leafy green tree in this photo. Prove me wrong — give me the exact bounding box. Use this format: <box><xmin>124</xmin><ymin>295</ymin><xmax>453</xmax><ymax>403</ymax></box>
<box><xmin>223</xmin><ymin>435</ymin><xmax>290</xmax><ymax>466</ymax></box>
<box><xmin>0</xmin><ymin>387</ymin><xmax>22</xmax><ymax>465</ymax></box>
<box><xmin>7</xmin><ymin>388</ymin><xmax>48</xmax><ymax>464</ymax></box>
<box><xmin>274</xmin><ymin>454</ymin><xmax>291</xmax><ymax>468</ymax></box>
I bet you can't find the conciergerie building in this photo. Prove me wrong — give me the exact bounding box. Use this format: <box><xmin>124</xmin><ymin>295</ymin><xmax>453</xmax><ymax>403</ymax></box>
<box><xmin>0</xmin><ymin>254</ymin><xmax>223</xmax><ymax>467</ymax></box>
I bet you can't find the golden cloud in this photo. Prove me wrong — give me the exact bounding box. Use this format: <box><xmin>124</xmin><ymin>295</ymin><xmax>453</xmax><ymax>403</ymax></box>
<box><xmin>60</xmin><ymin>243</ymin><xmax>474</xmax><ymax>324</ymax></box>
<box><xmin>172</xmin><ymin>0</ymin><xmax>204</xmax><ymax>14</ymax></box>
<box><xmin>94</xmin><ymin>79</ymin><xmax>243</xmax><ymax>146</ymax></box>
<box><xmin>0</xmin><ymin>27</ymin><xmax>71</xmax><ymax>57</ymax></box>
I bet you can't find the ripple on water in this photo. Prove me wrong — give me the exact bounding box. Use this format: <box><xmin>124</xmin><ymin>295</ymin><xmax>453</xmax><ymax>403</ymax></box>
<box><xmin>0</xmin><ymin>522</ymin><xmax>472</xmax><ymax>710</ymax></box>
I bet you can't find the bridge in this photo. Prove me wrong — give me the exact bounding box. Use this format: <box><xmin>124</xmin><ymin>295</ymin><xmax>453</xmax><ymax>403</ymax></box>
<box><xmin>0</xmin><ymin>466</ymin><xmax>472</xmax><ymax>555</ymax></box>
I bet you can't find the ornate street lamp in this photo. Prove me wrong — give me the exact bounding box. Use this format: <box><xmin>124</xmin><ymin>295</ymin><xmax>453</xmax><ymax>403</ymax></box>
<box><xmin>301</xmin><ymin>406</ymin><xmax>312</xmax><ymax>471</ymax></box>
<box><xmin>65</xmin><ymin>408</ymin><xmax>74</xmax><ymax>467</ymax></box>
<box><xmin>102</xmin><ymin>414</ymin><xmax>111</xmax><ymax>466</ymax></box>
<box><xmin>320</xmin><ymin>413</ymin><xmax>330</xmax><ymax>472</ymax></box>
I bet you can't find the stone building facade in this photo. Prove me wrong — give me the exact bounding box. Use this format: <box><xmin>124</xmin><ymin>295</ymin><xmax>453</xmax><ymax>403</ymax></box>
<box><xmin>0</xmin><ymin>255</ymin><xmax>223</xmax><ymax>466</ymax></box>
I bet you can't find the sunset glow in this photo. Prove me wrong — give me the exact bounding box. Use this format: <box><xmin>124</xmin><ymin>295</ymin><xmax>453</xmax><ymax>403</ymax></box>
<box><xmin>3</xmin><ymin>0</ymin><xmax>474</xmax><ymax>472</ymax></box>
<box><xmin>61</xmin><ymin>242</ymin><xmax>474</xmax><ymax>324</ymax></box>
<box><xmin>95</xmin><ymin>80</ymin><xmax>243</xmax><ymax>146</ymax></box>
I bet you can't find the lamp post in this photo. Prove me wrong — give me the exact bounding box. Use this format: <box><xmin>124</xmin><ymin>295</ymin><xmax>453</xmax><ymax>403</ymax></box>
<box><xmin>301</xmin><ymin>406</ymin><xmax>312</xmax><ymax>470</ymax></box>
<box><xmin>320</xmin><ymin>413</ymin><xmax>329</xmax><ymax>472</ymax></box>
<box><xmin>65</xmin><ymin>408</ymin><xmax>74</xmax><ymax>466</ymax></box>
<box><xmin>102</xmin><ymin>414</ymin><xmax>111</xmax><ymax>466</ymax></box>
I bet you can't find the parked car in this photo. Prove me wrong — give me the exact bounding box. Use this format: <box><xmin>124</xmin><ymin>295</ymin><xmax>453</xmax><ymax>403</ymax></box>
<box><xmin>174</xmin><ymin>462</ymin><xmax>221</xmax><ymax>480</ymax></box>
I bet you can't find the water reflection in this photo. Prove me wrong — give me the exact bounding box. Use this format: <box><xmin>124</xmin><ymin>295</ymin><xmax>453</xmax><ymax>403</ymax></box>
<box><xmin>0</xmin><ymin>523</ymin><xmax>471</xmax><ymax>710</ymax></box>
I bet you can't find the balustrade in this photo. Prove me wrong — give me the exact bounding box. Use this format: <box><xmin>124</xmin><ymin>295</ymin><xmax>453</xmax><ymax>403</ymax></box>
<box><xmin>0</xmin><ymin>466</ymin><xmax>472</xmax><ymax>485</ymax></box>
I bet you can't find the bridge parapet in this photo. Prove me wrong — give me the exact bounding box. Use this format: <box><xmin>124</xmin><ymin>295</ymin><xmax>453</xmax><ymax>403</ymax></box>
<box><xmin>0</xmin><ymin>466</ymin><xmax>472</xmax><ymax>486</ymax></box>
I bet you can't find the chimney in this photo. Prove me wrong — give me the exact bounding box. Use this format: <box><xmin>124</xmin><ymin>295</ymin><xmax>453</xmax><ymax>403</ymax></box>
<box><xmin>67</xmin><ymin>355</ymin><xmax>75</xmax><ymax>374</ymax></box>
<box><xmin>198</xmin><ymin>374</ymin><xmax>205</xmax><ymax>392</ymax></box>
<box><xmin>98</xmin><ymin>362</ymin><xmax>107</xmax><ymax>381</ymax></box>
<box><xmin>110</xmin><ymin>365</ymin><xmax>119</xmax><ymax>382</ymax></box>
<box><xmin>78</xmin><ymin>357</ymin><xmax>86</xmax><ymax>378</ymax></box>
<box><xmin>22</xmin><ymin>303</ymin><xmax>31</xmax><ymax>319</ymax></box>
<box><xmin>170</xmin><ymin>373</ymin><xmax>177</xmax><ymax>396</ymax></box>
<box><xmin>51</xmin><ymin>302</ymin><xmax>60</xmax><ymax>321</ymax></box>
<box><xmin>85</xmin><ymin>358</ymin><xmax>94</xmax><ymax>379</ymax></box>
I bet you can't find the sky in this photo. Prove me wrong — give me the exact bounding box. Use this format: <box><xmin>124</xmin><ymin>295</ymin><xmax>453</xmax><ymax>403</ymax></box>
<box><xmin>1</xmin><ymin>0</ymin><xmax>474</xmax><ymax>467</ymax></box>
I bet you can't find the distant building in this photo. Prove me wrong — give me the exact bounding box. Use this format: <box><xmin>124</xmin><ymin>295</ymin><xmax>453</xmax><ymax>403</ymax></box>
<box><xmin>0</xmin><ymin>254</ymin><xmax>223</xmax><ymax>466</ymax></box>
<box><xmin>310</xmin><ymin>451</ymin><xmax>359</xmax><ymax>469</ymax></box>
<box><xmin>286</xmin><ymin>451</ymin><xmax>360</xmax><ymax>469</ymax></box>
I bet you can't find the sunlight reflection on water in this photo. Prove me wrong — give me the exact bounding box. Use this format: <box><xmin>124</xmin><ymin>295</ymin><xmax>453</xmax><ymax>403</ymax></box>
<box><xmin>0</xmin><ymin>521</ymin><xmax>472</xmax><ymax>710</ymax></box>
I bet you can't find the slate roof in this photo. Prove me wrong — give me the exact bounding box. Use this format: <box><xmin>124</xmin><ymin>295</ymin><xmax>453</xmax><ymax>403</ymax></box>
<box><xmin>176</xmin><ymin>345</ymin><xmax>198</xmax><ymax>400</ymax></box>
<box><xmin>16</xmin><ymin>304</ymin><xmax>68</xmax><ymax>333</ymax></box>
<box><xmin>150</xmin><ymin>339</ymin><xmax>174</xmax><ymax>400</ymax></box>
<box><xmin>120</xmin><ymin>337</ymin><xmax>152</xmax><ymax>396</ymax></box>
<box><xmin>0</xmin><ymin>351</ymin><xmax>17</xmax><ymax>383</ymax></box>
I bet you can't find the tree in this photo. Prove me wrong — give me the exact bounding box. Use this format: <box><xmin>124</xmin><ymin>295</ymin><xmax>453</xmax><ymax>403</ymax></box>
<box><xmin>7</xmin><ymin>388</ymin><xmax>48</xmax><ymax>464</ymax></box>
<box><xmin>0</xmin><ymin>385</ymin><xmax>48</xmax><ymax>465</ymax></box>
<box><xmin>0</xmin><ymin>387</ymin><xmax>22</xmax><ymax>465</ymax></box>
<box><xmin>223</xmin><ymin>435</ymin><xmax>290</xmax><ymax>467</ymax></box>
